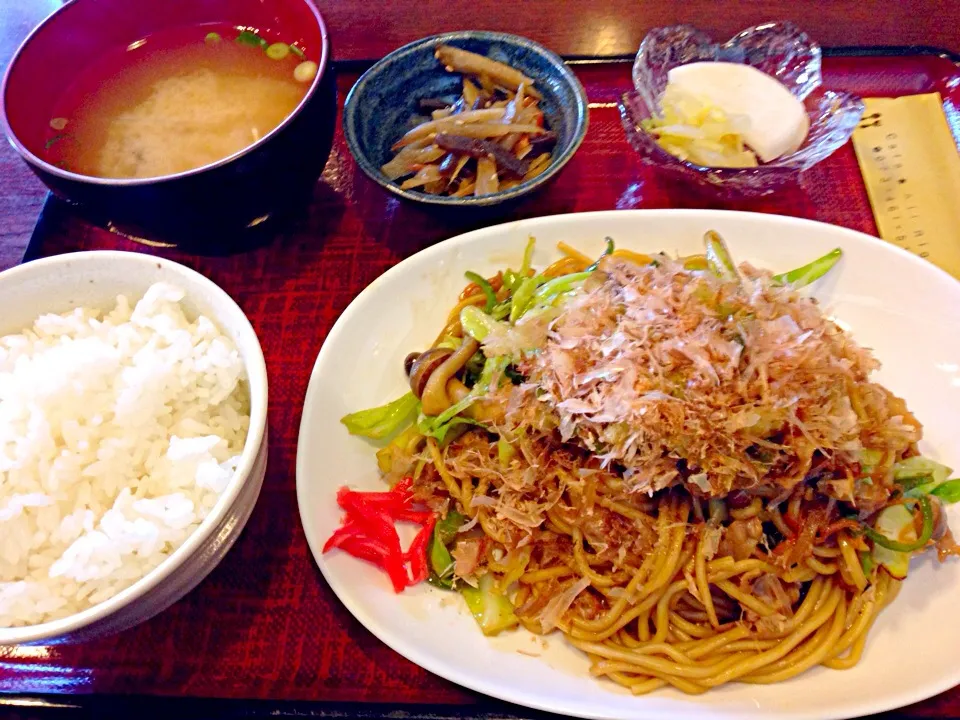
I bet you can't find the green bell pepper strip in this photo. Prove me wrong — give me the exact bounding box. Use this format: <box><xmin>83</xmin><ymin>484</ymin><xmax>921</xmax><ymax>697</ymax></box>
<box><xmin>772</xmin><ymin>248</ymin><xmax>843</xmax><ymax>287</ymax></box>
<box><xmin>930</xmin><ymin>478</ymin><xmax>960</xmax><ymax>504</ymax></box>
<box><xmin>585</xmin><ymin>237</ymin><xmax>615</xmax><ymax>272</ymax></box>
<box><xmin>464</xmin><ymin>271</ymin><xmax>497</xmax><ymax>313</ymax></box>
<box><xmin>434</xmin><ymin>510</ymin><xmax>464</xmax><ymax>547</ymax></box>
<box><xmin>862</xmin><ymin>495</ymin><xmax>933</xmax><ymax>552</ymax></box>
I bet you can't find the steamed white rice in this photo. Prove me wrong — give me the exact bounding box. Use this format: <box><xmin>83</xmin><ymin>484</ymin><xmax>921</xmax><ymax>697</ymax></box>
<box><xmin>0</xmin><ymin>283</ymin><xmax>249</xmax><ymax>627</ymax></box>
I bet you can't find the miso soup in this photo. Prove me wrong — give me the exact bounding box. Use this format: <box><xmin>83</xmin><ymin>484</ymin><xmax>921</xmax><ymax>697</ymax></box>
<box><xmin>45</xmin><ymin>24</ymin><xmax>319</xmax><ymax>179</ymax></box>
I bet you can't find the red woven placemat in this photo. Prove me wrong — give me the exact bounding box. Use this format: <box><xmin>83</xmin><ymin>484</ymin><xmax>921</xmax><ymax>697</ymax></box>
<box><xmin>1</xmin><ymin>54</ymin><xmax>959</xmax><ymax>713</ymax></box>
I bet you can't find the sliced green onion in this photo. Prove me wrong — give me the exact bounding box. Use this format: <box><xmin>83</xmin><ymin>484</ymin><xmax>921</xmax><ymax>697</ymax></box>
<box><xmin>266</xmin><ymin>42</ymin><xmax>290</xmax><ymax>60</ymax></box>
<box><xmin>863</xmin><ymin>496</ymin><xmax>933</xmax><ymax>553</ymax></box>
<box><xmin>704</xmin><ymin>230</ymin><xmax>740</xmax><ymax>284</ymax></box>
<box><xmin>419</xmin><ymin>388</ymin><xmax>479</xmax><ymax>432</ymax></box>
<box><xmin>44</xmin><ymin>134</ymin><xmax>68</xmax><ymax>150</ymax></box>
<box><xmin>419</xmin><ymin>356</ymin><xmax>508</xmax><ymax>443</ymax></box>
<box><xmin>236</xmin><ymin>30</ymin><xmax>268</xmax><ymax>48</ymax></box>
<box><xmin>290</xmin><ymin>44</ymin><xmax>306</xmax><ymax>60</ymax></box>
<box><xmin>294</xmin><ymin>60</ymin><xmax>319</xmax><ymax>83</ymax></box>
<box><xmin>518</xmin><ymin>236</ymin><xmax>536</xmax><ymax>276</ymax></box>
<box><xmin>773</xmin><ymin>248</ymin><xmax>842</xmax><ymax>287</ymax></box>
<box><xmin>418</xmin><ymin>394</ymin><xmax>480</xmax><ymax>433</ymax></box>
<box><xmin>490</xmin><ymin>300</ymin><xmax>512</xmax><ymax>320</ymax></box>
<box><xmin>204</xmin><ymin>32</ymin><xmax>221</xmax><ymax>45</ymax></box>
<box><xmin>533</xmin><ymin>271</ymin><xmax>592</xmax><ymax>304</ymax></box>
<box><xmin>464</xmin><ymin>271</ymin><xmax>496</xmax><ymax>312</ymax></box>
<box><xmin>510</xmin><ymin>276</ymin><xmax>538</xmax><ymax>322</ymax></box>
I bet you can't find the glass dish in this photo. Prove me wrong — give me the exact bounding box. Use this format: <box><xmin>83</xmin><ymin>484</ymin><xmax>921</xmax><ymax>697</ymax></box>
<box><xmin>619</xmin><ymin>22</ymin><xmax>865</xmax><ymax>198</ymax></box>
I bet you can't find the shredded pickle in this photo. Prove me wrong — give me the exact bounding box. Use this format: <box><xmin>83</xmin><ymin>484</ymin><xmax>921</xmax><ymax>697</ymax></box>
<box><xmin>642</xmin><ymin>85</ymin><xmax>759</xmax><ymax>168</ymax></box>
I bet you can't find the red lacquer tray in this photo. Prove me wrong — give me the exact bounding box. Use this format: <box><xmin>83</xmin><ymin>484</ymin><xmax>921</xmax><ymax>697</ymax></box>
<box><xmin>2</xmin><ymin>50</ymin><xmax>960</xmax><ymax>720</ymax></box>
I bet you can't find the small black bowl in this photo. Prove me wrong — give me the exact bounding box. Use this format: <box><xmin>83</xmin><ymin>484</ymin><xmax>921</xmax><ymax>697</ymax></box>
<box><xmin>343</xmin><ymin>31</ymin><xmax>589</xmax><ymax>209</ymax></box>
<box><xmin>0</xmin><ymin>0</ymin><xmax>337</xmax><ymax>251</ymax></box>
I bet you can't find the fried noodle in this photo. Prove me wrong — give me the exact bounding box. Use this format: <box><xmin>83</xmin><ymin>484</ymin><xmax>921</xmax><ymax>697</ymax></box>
<box><xmin>352</xmin><ymin>237</ymin><xmax>956</xmax><ymax>695</ymax></box>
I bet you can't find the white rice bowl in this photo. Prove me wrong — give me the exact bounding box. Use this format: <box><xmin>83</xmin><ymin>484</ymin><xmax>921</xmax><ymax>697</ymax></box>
<box><xmin>0</xmin><ymin>252</ymin><xmax>267</xmax><ymax>645</ymax></box>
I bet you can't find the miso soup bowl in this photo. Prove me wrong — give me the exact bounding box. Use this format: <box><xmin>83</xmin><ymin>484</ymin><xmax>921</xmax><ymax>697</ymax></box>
<box><xmin>0</xmin><ymin>0</ymin><xmax>336</xmax><ymax>250</ymax></box>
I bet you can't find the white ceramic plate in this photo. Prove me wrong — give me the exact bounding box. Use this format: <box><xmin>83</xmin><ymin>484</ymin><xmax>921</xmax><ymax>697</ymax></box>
<box><xmin>296</xmin><ymin>210</ymin><xmax>960</xmax><ymax>720</ymax></box>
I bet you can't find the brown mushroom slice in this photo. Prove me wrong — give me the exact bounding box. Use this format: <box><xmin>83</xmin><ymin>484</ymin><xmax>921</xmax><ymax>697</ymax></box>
<box><xmin>403</xmin><ymin>352</ymin><xmax>421</xmax><ymax>376</ymax></box>
<box><xmin>446</xmin><ymin>377</ymin><xmax>471</xmax><ymax>403</ymax></box>
<box><xmin>420</xmin><ymin>337</ymin><xmax>480</xmax><ymax>415</ymax></box>
<box><xmin>408</xmin><ymin>348</ymin><xmax>453</xmax><ymax>398</ymax></box>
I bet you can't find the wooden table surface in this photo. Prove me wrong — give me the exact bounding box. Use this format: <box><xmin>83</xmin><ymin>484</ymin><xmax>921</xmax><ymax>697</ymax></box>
<box><xmin>1</xmin><ymin>2</ymin><xmax>960</xmax><ymax>719</ymax></box>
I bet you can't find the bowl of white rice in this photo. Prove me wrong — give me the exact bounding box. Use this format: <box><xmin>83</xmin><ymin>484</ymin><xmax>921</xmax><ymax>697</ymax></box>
<box><xmin>0</xmin><ymin>251</ymin><xmax>267</xmax><ymax>645</ymax></box>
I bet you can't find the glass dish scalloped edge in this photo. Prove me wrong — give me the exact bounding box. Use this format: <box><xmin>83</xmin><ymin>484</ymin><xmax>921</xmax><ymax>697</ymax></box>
<box><xmin>618</xmin><ymin>21</ymin><xmax>865</xmax><ymax>198</ymax></box>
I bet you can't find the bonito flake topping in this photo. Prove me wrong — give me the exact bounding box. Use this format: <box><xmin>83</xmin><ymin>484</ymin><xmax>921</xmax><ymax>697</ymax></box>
<box><xmin>496</xmin><ymin>256</ymin><xmax>920</xmax><ymax>498</ymax></box>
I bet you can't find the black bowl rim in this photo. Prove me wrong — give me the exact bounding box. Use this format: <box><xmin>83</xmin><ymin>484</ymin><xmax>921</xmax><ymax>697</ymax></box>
<box><xmin>0</xmin><ymin>0</ymin><xmax>333</xmax><ymax>187</ymax></box>
<box><xmin>342</xmin><ymin>30</ymin><xmax>589</xmax><ymax>207</ymax></box>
